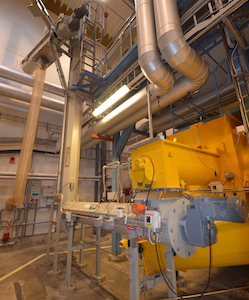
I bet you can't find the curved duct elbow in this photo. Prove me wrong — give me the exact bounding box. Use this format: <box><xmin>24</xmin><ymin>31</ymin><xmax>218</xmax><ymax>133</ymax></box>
<box><xmin>136</xmin><ymin>0</ymin><xmax>174</xmax><ymax>98</ymax></box>
<box><xmin>154</xmin><ymin>0</ymin><xmax>209</xmax><ymax>92</ymax></box>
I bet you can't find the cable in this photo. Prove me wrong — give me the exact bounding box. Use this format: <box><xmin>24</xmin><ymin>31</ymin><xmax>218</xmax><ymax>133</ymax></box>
<box><xmin>189</xmin><ymin>133</ymin><xmax>241</xmax><ymax>171</ymax></box>
<box><xmin>155</xmin><ymin>240</ymin><xmax>182</xmax><ymax>298</ymax></box>
<box><xmin>154</xmin><ymin>221</ymin><xmax>212</xmax><ymax>299</ymax></box>
<box><xmin>141</xmin><ymin>257</ymin><xmax>157</xmax><ymax>289</ymax></box>
<box><xmin>137</xmin><ymin>155</ymin><xmax>155</xmax><ymax>207</ymax></box>
<box><xmin>148</xmin><ymin>230</ymin><xmax>156</xmax><ymax>246</ymax></box>
<box><xmin>191</xmin><ymin>221</ymin><xmax>212</xmax><ymax>299</ymax></box>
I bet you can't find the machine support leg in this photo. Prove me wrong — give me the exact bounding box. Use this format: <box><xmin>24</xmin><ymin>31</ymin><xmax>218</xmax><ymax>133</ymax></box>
<box><xmin>129</xmin><ymin>230</ymin><xmax>140</xmax><ymax>300</ymax></box>
<box><xmin>166</xmin><ymin>246</ymin><xmax>177</xmax><ymax>298</ymax></box>
<box><xmin>91</xmin><ymin>227</ymin><xmax>105</xmax><ymax>283</ymax></box>
<box><xmin>60</xmin><ymin>218</ymin><xmax>76</xmax><ymax>295</ymax></box>
<box><xmin>112</xmin><ymin>232</ymin><xmax>122</xmax><ymax>255</ymax></box>
<box><xmin>78</xmin><ymin>223</ymin><xmax>87</xmax><ymax>268</ymax></box>
<box><xmin>96</xmin><ymin>227</ymin><xmax>101</xmax><ymax>277</ymax></box>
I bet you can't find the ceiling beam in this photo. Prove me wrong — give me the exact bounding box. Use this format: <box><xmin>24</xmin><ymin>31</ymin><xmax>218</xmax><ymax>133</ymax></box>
<box><xmin>43</xmin><ymin>0</ymin><xmax>73</xmax><ymax>16</ymax></box>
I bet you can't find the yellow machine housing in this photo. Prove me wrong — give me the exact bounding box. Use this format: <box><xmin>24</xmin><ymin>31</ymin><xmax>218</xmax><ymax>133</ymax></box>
<box><xmin>131</xmin><ymin>115</ymin><xmax>249</xmax><ymax>201</ymax></box>
<box><xmin>130</xmin><ymin>138</ymin><xmax>220</xmax><ymax>190</ymax></box>
<box><xmin>132</xmin><ymin>115</ymin><xmax>249</xmax><ymax>275</ymax></box>
<box><xmin>166</xmin><ymin>114</ymin><xmax>249</xmax><ymax>202</ymax></box>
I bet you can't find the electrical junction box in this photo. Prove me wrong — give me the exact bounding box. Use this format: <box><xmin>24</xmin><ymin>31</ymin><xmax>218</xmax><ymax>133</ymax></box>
<box><xmin>145</xmin><ymin>210</ymin><xmax>161</xmax><ymax>231</ymax></box>
<box><xmin>42</xmin><ymin>187</ymin><xmax>56</xmax><ymax>197</ymax></box>
<box><xmin>236</xmin><ymin>125</ymin><xmax>245</xmax><ymax>135</ymax></box>
<box><xmin>29</xmin><ymin>181</ymin><xmax>41</xmax><ymax>204</ymax></box>
<box><xmin>210</xmin><ymin>181</ymin><xmax>224</xmax><ymax>193</ymax></box>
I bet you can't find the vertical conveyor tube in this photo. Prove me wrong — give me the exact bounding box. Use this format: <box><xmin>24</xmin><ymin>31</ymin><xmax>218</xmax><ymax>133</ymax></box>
<box><xmin>6</xmin><ymin>61</ymin><xmax>46</xmax><ymax>210</ymax></box>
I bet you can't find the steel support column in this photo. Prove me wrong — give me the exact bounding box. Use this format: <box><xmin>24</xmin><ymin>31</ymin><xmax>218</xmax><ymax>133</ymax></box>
<box><xmin>91</xmin><ymin>227</ymin><xmax>105</xmax><ymax>283</ymax></box>
<box><xmin>129</xmin><ymin>230</ymin><xmax>140</xmax><ymax>300</ymax></box>
<box><xmin>60</xmin><ymin>218</ymin><xmax>76</xmax><ymax>295</ymax></box>
<box><xmin>112</xmin><ymin>133</ymin><xmax>121</xmax><ymax>256</ymax></box>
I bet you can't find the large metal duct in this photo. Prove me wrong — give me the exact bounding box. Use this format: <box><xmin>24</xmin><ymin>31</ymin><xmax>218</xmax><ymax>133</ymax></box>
<box><xmin>0</xmin><ymin>82</ymin><xmax>64</xmax><ymax>111</ymax></box>
<box><xmin>154</xmin><ymin>0</ymin><xmax>209</xmax><ymax>93</ymax></box>
<box><xmin>136</xmin><ymin>0</ymin><xmax>174</xmax><ymax>97</ymax></box>
<box><xmin>131</xmin><ymin>82</ymin><xmax>236</xmax><ymax>139</ymax></box>
<box><xmin>0</xmin><ymin>65</ymin><xmax>64</xmax><ymax>97</ymax></box>
<box><xmin>81</xmin><ymin>0</ymin><xmax>209</xmax><ymax>150</ymax></box>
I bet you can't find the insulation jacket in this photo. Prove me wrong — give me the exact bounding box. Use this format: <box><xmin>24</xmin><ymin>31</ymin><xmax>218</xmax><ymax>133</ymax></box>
<box><xmin>154</xmin><ymin>0</ymin><xmax>209</xmax><ymax>92</ymax></box>
<box><xmin>0</xmin><ymin>65</ymin><xmax>64</xmax><ymax>97</ymax></box>
<box><xmin>136</xmin><ymin>0</ymin><xmax>174</xmax><ymax>97</ymax></box>
<box><xmin>0</xmin><ymin>82</ymin><xmax>63</xmax><ymax>112</ymax></box>
<box><xmin>6</xmin><ymin>63</ymin><xmax>46</xmax><ymax>210</ymax></box>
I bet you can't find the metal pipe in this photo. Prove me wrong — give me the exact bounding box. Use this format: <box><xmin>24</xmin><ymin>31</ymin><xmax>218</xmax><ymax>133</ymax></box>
<box><xmin>64</xmin><ymin>219</ymin><xmax>74</xmax><ymax>290</ymax></box>
<box><xmin>6</xmin><ymin>62</ymin><xmax>47</xmax><ymax>210</ymax></box>
<box><xmin>165</xmin><ymin>285</ymin><xmax>249</xmax><ymax>299</ymax></box>
<box><xmin>154</xmin><ymin>0</ymin><xmax>209</xmax><ymax>94</ymax></box>
<box><xmin>46</xmin><ymin>201</ymin><xmax>55</xmax><ymax>264</ymax></box>
<box><xmin>95</xmin><ymin>227</ymin><xmax>101</xmax><ymax>277</ymax></box>
<box><xmin>81</xmin><ymin>0</ymin><xmax>209</xmax><ymax>150</ymax></box>
<box><xmin>136</xmin><ymin>0</ymin><xmax>174</xmax><ymax>98</ymax></box>
<box><xmin>0</xmin><ymin>82</ymin><xmax>64</xmax><ymax>112</ymax></box>
<box><xmin>79</xmin><ymin>223</ymin><xmax>85</xmax><ymax>265</ymax></box>
<box><xmin>133</xmin><ymin>82</ymin><xmax>236</xmax><ymax>138</ymax></box>
<box><xmin>147</xmin><ymin>83</ymin><xmax>154</xmax><ymax>138</ymax></box>
<box><xmin>0</xmin><ymin>65</ymin><xmax>64</xmax><ymax>97</ymax></box>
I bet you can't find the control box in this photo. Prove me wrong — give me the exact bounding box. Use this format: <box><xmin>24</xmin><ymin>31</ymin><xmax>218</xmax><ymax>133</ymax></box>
<box><xmin>42</xmin><ymin>186</ymin><xmax>56</xmax><ymax>198</ymax></box>
<box><xmin>29</xmin><ymin>181</ymin><xmax>41</xmax><ymax>204</ymax></box>
<box><xmin>210</xmin><ymin>181</ymin><xmax>224</xmax><ymax>193</ymax></box>
<box><xmin>145</xmin><ymin>210</ymin><xmax>161</xmax><ymax>232</ymax></box>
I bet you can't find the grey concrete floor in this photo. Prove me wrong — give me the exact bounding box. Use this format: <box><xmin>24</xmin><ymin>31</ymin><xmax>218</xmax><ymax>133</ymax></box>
<box><xmin>0</xmin><ymin>238</ymin><xmax>249</xmax><ymax>300</ymax></box>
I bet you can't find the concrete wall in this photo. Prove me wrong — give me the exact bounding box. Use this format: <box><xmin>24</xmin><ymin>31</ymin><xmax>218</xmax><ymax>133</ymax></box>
<box><xmin>0</xmin><ymin>0</ymin><xmax>131</xmax><ymax>245</ymax></box>
<box><xmin>0</xmin><ymin>0</ymin><xmax>95</xmax><ymax>242</ymax></box>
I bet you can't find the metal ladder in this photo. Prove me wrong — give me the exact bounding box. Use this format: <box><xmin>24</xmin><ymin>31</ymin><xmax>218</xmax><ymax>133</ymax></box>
<box><xmin>231</xmin><ymin>46</ymin><xmax>249</xmax><ymax>140</ymax></box>
<box><xmin>72</xmin><ymin>1</ymin><xmax>105</xmax><ymax>94</ymax></box>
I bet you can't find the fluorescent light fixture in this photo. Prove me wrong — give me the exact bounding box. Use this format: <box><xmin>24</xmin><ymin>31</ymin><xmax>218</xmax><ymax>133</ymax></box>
<box><xmin>92</xmin><ymin>85</ymin><xmax>130</xmax><ymax>117</ymax></box>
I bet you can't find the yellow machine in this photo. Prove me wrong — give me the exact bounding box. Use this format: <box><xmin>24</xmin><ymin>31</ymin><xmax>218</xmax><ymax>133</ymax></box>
<box><xmin>130</xmin><ymin>114</ymin><xmax>249</xmax><ymax>276</ymax></box>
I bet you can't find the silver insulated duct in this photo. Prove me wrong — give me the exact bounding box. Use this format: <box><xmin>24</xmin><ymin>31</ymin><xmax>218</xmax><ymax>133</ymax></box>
<box><xmin>81</xmin><ymin>0</ymin><xmax>209</xmax><ymax>150</ymax></box>
<box><xmin>136</xmin><ymin>0</ymin><xmax>174</xmax><ymax>98</ymax></box>
<box><xmin>154</xmin><ymin>0</ymin><xmax>209</xmax><ymax>92</ymax></box>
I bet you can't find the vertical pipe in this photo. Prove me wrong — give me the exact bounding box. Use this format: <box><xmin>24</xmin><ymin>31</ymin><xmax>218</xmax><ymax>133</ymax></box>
<box><xmin>95</xmin><ymin>227</ymin><xmax>101</xmax><ymax>277</ymax></box>
<box><xmin>59</xmin><ymin>217</ymin><xmax>76</xmax><ymax>295</ymax></box>
<box><xmin>129</xmin><ymin>230</ymin><xmax>140</xmax><ymax>300</ymax></box>
<box><xmin>52</xmin><ymin>205</ymin><xmax>62</xmax><ymax>274</ymax></box>
<box><xmin>147</xmin><ymin>83</ymin><xmax>154</xmax><ymax>139</ymax></box>
<box><xmin>112</xmin><ymin>135</ymin><xmax>121</xmax><ymax>255</ymax></box>
<box><xmin>45</xmin><ymin>201</ymin><xmax>55</xmax><ymax>264</ymax></box>
<box><xmin>79</xmin><ymin>223</ymin><xmax>85</xmax><ymax>265</ymax></box>
<box><xmin>65</xmin><ymin>219</ymin><xmax>74</xmax><ymax>289</ymax></box>
<box><xmin>170</xmin><ymin>104</ymin><xmax>175</xmax><ymax>133</ymax></box>
<box><xmin>94</xmin><ymin>144</ymin><xmax>99</xmax><ymax>202</ymax></box>
<box><xmin>32</xmin><ymin>203</ymin><xmax>38</xmax><ymax>236</ymax></box>
<box><xmin>56</xmin><ymin>93</ymin><xmax>69</xmax><ymax>194</ymax></box>
<box><xmin>6</xmin><ymin>61</ymin><xmax>46</xmax><ymax>210</ymax></box>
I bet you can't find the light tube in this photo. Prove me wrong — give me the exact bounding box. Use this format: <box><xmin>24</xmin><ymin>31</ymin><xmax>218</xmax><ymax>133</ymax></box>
<box><xmin>92</xmin><ymin>85</ymin><xmax>130</xmax><ymax>117</ymax></box>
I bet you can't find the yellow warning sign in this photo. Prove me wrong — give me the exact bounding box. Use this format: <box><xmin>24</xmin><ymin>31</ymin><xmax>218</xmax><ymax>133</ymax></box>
<box><xmin>168</xmin><ymin>152</ymin><xmax>172</xmax><ymax>158</ymax></box>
